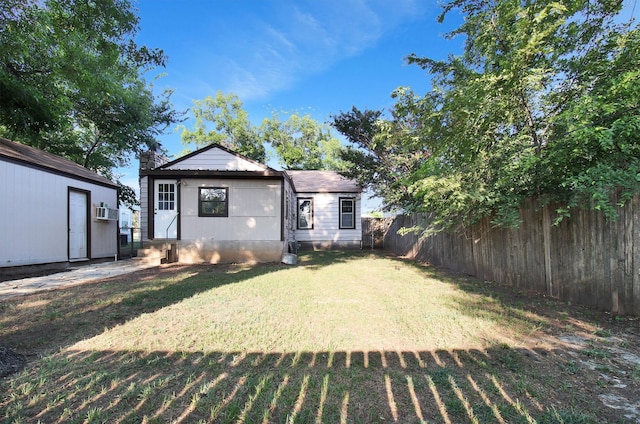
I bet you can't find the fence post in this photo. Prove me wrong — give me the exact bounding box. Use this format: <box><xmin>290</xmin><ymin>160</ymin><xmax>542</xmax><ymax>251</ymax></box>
<box><xmin>129</xmin><ymin>227</ymin><xmax>134</xmax><ymax>258</ymax></box>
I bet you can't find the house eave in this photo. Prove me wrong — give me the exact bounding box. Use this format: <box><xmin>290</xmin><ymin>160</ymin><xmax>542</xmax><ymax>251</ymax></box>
<box><xmin>0</xmin><ymin>154</ymin><xmax>119</xmax><ymax>190</ymax></box>
<box><xmin>294</xmin><ymin>190</ymin><xmax>362</xmax><ymax>194</ymax></box>
<box><xmin>0</xmin><ymin>137</ymin><xmax>119</xmax><ymax>190</ymax></box>
<box><xmin>140</xmin><ymin>169</ymin><xmax>285</xmax><ymax>179</ymax></box>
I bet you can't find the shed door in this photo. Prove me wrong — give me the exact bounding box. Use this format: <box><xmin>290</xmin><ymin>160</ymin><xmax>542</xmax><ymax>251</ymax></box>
<box><xmin>69</xmin><ymin>190</ymin><xmax>88</xmax><ymax>260</ymax></box>
<box><xmin>154</xmin><ymin>180</ymin><xmax>178</xmax><ymax>239</ymax></box>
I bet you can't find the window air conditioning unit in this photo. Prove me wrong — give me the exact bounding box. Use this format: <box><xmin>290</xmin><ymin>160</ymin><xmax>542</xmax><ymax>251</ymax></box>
<box><xmin>95</xmin><ymin>206</ymin><xmax>119</xmax><ymax>221</ymax></box>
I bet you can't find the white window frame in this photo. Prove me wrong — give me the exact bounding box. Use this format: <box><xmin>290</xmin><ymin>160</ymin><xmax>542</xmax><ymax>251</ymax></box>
<box><xmin>339</xmin><ymin>197</ymin><xmax>356</xmax><ymax>229</ymax></box>
<box><xmin>297</xmin><ymin>198</ymin><xmax>313</xmax><ymax>229</ymax></box>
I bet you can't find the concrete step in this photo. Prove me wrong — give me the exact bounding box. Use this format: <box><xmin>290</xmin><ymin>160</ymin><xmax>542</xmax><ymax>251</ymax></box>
<box><xmin>136</xmin><ymin>248</ymin><xmax>164</xmax><ymax>258</ymax></box>
<box><xmin>137</xmin><ymin>241</ymin><xmax>179</xmax><ymax>265</ymax></box>
<box><xmin>135</xmin><ymin>246</ymin><xmax>165</xmax><ymax>266</ymax></box>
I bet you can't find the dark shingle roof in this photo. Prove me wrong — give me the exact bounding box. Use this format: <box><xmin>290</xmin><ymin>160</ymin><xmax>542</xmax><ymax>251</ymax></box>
<box><xmin>0</xmin><ymin>137</ymin><xmax>118</xmax><ymax>189</ymax></box>
<box><xmin>286</xmin><ymin>170</ymin><xmax>361</xmax><ymax>193</ymax></box>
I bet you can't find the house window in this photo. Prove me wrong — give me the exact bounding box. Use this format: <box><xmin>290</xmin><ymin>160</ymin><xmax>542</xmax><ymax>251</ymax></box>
<box><xmin>339</xmin><ymin>198</ymin><xmax>356</xmax><ymax>229</ymax></box>
<box><xmin>158</xmin><ymin>183</ymin><xmax>175</xmax><ymax>210</ymax></box>
<box><xmin>297</xmin><ymin>198</ymin><xmax>313</xmax><ymax>229</ymax></box>
<box><xmin>199</xmin><ymin>187</ymin><xmax>228</xmax><ymax>217</ymax></box>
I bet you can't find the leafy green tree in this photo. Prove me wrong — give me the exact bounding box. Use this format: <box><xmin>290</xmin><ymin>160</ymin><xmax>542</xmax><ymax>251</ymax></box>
<box><xmin>0</xmin><ymin>0</ymin><xmax>64</xmax><ymax>136</ymax></box>
<box><xmin>0</xmin><ymin>0</ymin><xmax>181</xmax><ymax>207</ymax></box>
<box><xmin>331</xmin><ymin>99</ymin><xmax>428</xmax><ymax>212</ymax></box>
<box><xmin>180</xmin><ymin>92</ymin><xmax>266</xmax><ymax>162</ymax></box>
<box><xmin>336</xmin><ymin>0</ymin><xmax>639</xmax><ymax>232</ymax></box>
<box><xmin>540</xmin><ymin>22</ymin><xmax>640</xmax><ymax>221</ymax></box>
<box><xmin>260</xmin><ymin>112</ymin><xmax>345</xmax><ymax>170</ymax></box>
<box><xmin>181</xmin><ymin>92</ymin><xmax>346</xmax><ymax>170</ymax></box>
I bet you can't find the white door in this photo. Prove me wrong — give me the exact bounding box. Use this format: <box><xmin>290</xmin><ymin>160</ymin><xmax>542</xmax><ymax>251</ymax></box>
<box><xmin>154</xmin><ymin>180</ymin><xmax>178</xmax><ymax>239</ymax></box>
<box><xmin>69</xmin><ymin>190</ymin><xmax>88</xmax><ymax>260</ymax></box>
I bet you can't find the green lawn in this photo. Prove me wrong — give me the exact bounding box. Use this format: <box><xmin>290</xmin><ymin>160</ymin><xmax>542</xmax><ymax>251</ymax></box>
<box><xmin>0</xmin><ymin>250</ymin><xmax>633</xmax><ymax>423</ymax></box>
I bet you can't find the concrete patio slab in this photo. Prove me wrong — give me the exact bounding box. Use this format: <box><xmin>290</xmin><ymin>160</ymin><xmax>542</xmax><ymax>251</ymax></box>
<box><xmin>0</xmin><ymin>259</ymin><xmax>157</xmax><ymax>300</ymax></box>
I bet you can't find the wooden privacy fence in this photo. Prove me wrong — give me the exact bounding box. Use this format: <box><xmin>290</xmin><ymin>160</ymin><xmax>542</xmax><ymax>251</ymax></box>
<box><xmin>379</xmin><ymin>196</ymin><xmax>640</xmax><ymax>315</ymax></box>
<box><xmin>361</xmin><ymin>217</ymin><xmax>394</xmax><ymax>249</ymax></box>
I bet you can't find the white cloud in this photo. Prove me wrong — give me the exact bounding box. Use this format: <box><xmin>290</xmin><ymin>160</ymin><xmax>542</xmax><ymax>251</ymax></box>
<box><xmin>206</xmin><ymin>0</ymin><xmax>428</xmax><ymax>102</ymax></box>
<box><xmin>226</xmin><ymin>60</ymin><xmax>278</xmax><ymax>100</ymax></box>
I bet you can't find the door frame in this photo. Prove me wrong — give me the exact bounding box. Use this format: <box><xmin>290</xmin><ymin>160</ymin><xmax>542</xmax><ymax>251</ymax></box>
<box><xmin>149</xmin><ymin>177</ymin><xmax>180</xmax><ymax>240</ymax></box>
<box><xmin>67</xmin><ymin>187</ymin><xmax>91</xmax><ymax>261</ymax></box>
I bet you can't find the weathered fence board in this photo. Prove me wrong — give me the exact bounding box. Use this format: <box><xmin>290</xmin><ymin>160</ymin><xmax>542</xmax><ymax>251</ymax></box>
<box><xmin>381</xmin><ymin>196</ymin><xmax>639</xmax><ymax>315</ymax></box>
<box><xmin>361</xmin><ymin>217</ymin><xmax>393</xmax><ymax>249</ymax></box>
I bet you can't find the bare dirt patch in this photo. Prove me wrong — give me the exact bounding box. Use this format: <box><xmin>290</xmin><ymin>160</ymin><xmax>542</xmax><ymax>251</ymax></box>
<box><xmin>0</xmin><ymin>346</ymin><xmax>25</xmax><ymax>378</ymax></box>
<box><xmin>450</xmin><ymin>273</ymin><xmax>640</xmax><ymax>422</ymax></box>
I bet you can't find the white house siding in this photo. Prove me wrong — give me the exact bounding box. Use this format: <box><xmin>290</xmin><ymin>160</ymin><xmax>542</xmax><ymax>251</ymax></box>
<box><xmin>179</xmin><ymin>179</ymin><xmax>281</xmax><ymax>241</ymax></box>
<box><xmin>295</xmin><ymin>192</ymin><xmax>361</xmax><ymax>249</ymax></box>
<box><xmin>166</xmin><ymin>148</ymin><xmax>266</xmax><ymax>171</ymax></box>
<box><xmin>90</xmin><ymin>184</ymin><xmax>119</xmax><ymax>258</ymax></box>
<box><xmin>0</xmin><ymin>160</ymin><xmax>117</xmax><ymax>268</ymax></box>
<box><xmin>173</xmin><ymin>178</ymin><xmax>284</xmax><ymax>263</ymax></box>
<box><xmin>139</xmin><ymin>175</ymin><xmax>149</xmax><ymax>241</ymax></box>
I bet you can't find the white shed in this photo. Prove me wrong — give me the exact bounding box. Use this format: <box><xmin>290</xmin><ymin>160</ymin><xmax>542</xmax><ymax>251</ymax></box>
<box><xmin>0</xmin><ymin>137</ymin><xmax>119</xmax><ymax>276</ymax></box>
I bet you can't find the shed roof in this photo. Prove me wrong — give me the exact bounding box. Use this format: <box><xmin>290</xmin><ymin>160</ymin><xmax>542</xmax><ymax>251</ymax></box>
<box><xmin>0</xmin><ymin>137</ymin><xmax>118</xmax><ymax>189</ymax></box>
<box><xmin>286</xmin><ymin>170</ymin><xmax>361</xmax><ymax>193</ymax></box>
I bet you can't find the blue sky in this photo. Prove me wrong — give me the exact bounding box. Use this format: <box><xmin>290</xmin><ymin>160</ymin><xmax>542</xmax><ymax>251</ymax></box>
<box><xmin>134</xmin><ymin>0</ymin><xmax>461</xmax><ymax>132</ymax></box>
<box><xmin>120</xmin><ymin>0</ymin><xmax>465</xmax><ymax>211</ymax></box>
<box><xmin>120</xmin><ymin>0</ymin><xmax>636</xmax><ymax>211</ymax></box>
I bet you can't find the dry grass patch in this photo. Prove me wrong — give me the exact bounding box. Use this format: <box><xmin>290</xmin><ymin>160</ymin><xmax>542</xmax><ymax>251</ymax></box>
<box><xmin>1</xmin><ymin>250</ymin><xmax>638</xmax><ymax>423</ymax></box>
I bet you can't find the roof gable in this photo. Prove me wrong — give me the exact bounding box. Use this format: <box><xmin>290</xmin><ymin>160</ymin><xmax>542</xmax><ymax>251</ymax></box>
<box><xmin>159</xmin><ymin>144</ymin><xmax>269</xmax><ymax>172</ymax></box>
<box><xmin>0</xmin><ymin>137</ymin><xmax>118</xmax><ymax>189</ymax></box>
<box><xmin>286</xmin><ymin>170</ymin><xmax>361</xmax><ymax>193</ymax></box>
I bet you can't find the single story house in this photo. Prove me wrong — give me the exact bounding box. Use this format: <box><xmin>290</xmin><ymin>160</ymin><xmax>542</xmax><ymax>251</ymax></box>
<box><xmin>0</xmin><ymin>137</ymin><xmax>119</xmax><ymax>276</ymax></box>
<box><xmin>138</xmin><ymin>143</ymin><xmax>361</xmax><ymax>263</ymax></box>
<box><xmin>286</xmin><ymin>170</ymin><xmax>362</xmax><ymax>250</ymax></box>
